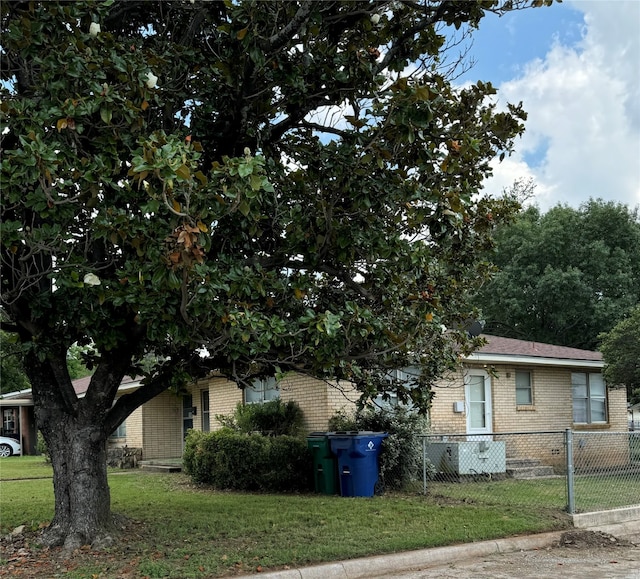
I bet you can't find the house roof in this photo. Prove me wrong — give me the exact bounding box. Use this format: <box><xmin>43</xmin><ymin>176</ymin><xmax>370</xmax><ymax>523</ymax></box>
<box><xmin>477</xmin><ymin>335</ymin><xmax>602</xmax><ymax>361</ymax></box>
<box><xmin>468</xmin><ymin>334</ymin><xmax>603</xmax><ymax>369</ymax></box>
<box><xmin>0</xmin><ymin>375</ymin><xmax>141</xmax><ymax>405</ymax></box>
<box><xmin>72</xmin><ymin>375</ymin><xmax>140</xmax><ymax>396</ymax></box>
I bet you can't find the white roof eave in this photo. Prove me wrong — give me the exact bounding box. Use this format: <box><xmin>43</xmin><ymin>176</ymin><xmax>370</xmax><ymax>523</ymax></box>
<box><xmin>0</xmin><ymin>398</ymin><xmax>33</xmax><ymax>406</ymax></box>
<box><xmin>465</xmin><ymin>353</ymin><xmax>604</xmax><ymax>369</ymax></box>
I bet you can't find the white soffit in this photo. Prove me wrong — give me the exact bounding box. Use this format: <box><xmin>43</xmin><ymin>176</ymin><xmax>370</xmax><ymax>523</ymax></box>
<box><xmin>465</xmin><ymin>353</ymin><xmax>604</xmax><ymax>369</ymax></box>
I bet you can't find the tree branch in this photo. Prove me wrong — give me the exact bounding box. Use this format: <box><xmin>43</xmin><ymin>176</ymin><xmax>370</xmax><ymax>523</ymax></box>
<box><xmin>259</xmin><ymin>1</ymin><xmax>314</xmax><ymax>53</ymax></box>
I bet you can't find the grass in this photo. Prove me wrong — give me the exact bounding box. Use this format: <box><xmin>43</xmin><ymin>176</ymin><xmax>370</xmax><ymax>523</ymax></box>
<box><xmin>0</xmin><ymin>455</ymin><xmax>53</xmax><ymax>480</ymax></box>
<box><xmin>3</xmin><ymin>456</ymin><xmax>639</xmax><ymax>577</ymax></box>
<box><xmin>0</xmin><ymin>456</ymin><xmax>571</xmax><ymax>578</ymax></box>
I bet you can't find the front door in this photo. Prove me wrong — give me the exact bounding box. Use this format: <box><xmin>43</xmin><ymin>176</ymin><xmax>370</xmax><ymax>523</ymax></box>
<box><xmin>465</xmin><ymin>371</ymin><xmax>493</xmax><ymax>439</ymax></box>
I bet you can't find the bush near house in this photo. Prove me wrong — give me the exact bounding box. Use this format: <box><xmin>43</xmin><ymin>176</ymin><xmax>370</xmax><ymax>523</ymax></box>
<box><xmin>329</xmin><ymin>406</ymin><xmax>430</xmax><ymax>490</ymax></box>
<box><xmin>183</xmin><ymin>429</ymin><xmax>313</xmax><ymax>492</ymax></box>
<box><xmin>216</xmin><ymin>399</ymin><xmax>305</xmax><ymax>436</ymax></box>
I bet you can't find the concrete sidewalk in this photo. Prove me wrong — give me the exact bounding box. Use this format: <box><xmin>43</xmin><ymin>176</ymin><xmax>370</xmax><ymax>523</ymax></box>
<box><xmin>235</xmin><ymin>509</ymin><xmax>640</xmax><ymax>579</ymax></box>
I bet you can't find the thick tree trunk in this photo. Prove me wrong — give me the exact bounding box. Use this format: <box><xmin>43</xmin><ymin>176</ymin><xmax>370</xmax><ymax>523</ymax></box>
<box><xmin>23</xmin><ymin>340</ymin><xmax>169</xmax><ymax>550</ymax></box>
<box><xmin>26</xmin><ymin>351</ymin><xmax>123</xmax><ymax>551</ymax></box>
<box><xmin>39</xmin><ymin>413</ymin><xmax>114</xmax><ymax>550</ymax></box>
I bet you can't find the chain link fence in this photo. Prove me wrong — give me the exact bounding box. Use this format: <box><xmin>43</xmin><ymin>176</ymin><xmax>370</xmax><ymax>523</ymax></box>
<box><xmin>383</xmin><ymin>430</ymin><xmax>640</xmax><ymax>515</ymax></box>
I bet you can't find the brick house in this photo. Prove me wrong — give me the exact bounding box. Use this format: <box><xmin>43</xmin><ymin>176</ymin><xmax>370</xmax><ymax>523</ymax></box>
<box><xmin>106</xmin><ymin>335</ymin><xmax>626</xmax><ymax>464</ymax></box>
<box><xmin>427</xmin><ymin>335</ymin><xmax>628</xmax><ymax>469</ymax></box>
<box><xmin>4</xmin><ymin>335</ymin><xmax>627</xmax><ymax>463</ymax></box>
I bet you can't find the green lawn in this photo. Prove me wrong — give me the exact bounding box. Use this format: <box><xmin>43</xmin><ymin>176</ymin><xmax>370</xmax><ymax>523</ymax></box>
<box><xmin>0</xmin><ymin>454</ymin><xmax>53</xmax><ymax>480</ymax></box>
<box><xmin>0</xmin><ymin>456</ymin><xmax>571</xmax><ymax>578</ymax></box>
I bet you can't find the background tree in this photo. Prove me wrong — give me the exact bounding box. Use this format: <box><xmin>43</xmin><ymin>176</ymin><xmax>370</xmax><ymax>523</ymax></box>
<box><xmin>0</xmin><ymin>332</ymin><xmax>91</xmax><ymax>395</ymax></box>
<box><xmin>2</xmin><ymin>0</ymin><xmax>545</xmax><ymax>548</ymax></box>
<box><xmin>475</xmin><ymin>200</ymin><xmax>640</xmax><ymax>349</ymax></box>
<box><xmin>0</xmin><ymin>330</ymin><xmax>31</xmax><ymax>394</ymax></box>
<box><xmin>600</xmin><ymin>306</ymin><xmax>640</xmax><ymax>405</ymax></box>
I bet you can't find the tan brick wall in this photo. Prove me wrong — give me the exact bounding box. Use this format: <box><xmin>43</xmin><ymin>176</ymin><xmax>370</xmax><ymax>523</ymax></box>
<box><xmin>327</xmin><ymin>381</ymin><xmax>360</xmax><ymax>424</ymax></box>
<box><xmin>136</xmin><ymin>364</ymin><xmax>626</xmax><ymax>463</ymax></box>
<box><xmin>141</xmin><ymin>390</ymin><xmax>183</xmax><ymax>459</ymax></box>
<box><xmin>125</xmin><ymin>407</ymin><xmax>143</xmax><ymax>447</ymax></box>
<box><xmin>197</xmin><ymin>373</ymin><xmax>360</xmax><ymax>433</ymax></box>
<box><xmin>430</xmin><ymin>365</ymin><xmax>623</xmax><ymax>433</ymax></box>
<box><xmin>429</xmin><ymin>365</ymin><xmax>628</xmax><ymax>467</ymax></box>
<box><xmin>607</xmin><ymin>387</ymin><xmax>628</xmax><ymax>431</ymax></box>
<box><xmin>107</xmin><ymin>400</ymin><xmax>143</xmax><ymax>450</ymax></box>
<box><xmin>206</xmin><ymin>377</ymin><xmax>243</xmax><ymax>430</ymax></box>
<box><xmin>279</xmin><ymin>375</ymin><xmax>359</xmax><ymax>432</ymax></box>
<box><xmin>428</xmin><ymin>369</ymin><xmax>467</xmax><ymax>434</ymax></box>
<box><xmin>491</xmin><ymin>365</ymin><xmax>572</xmax><ymax>433</ymax></box>
<box><xmin>279</xmin><ymin>374</ymin><xmax>327</xmax><ymax>431</ymax></box>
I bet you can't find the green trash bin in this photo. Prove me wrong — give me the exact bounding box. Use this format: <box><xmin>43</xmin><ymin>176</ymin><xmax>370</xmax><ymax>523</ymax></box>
<box><xmin>307</xmin><ymin>433</ymin><xmax>339</xmax><ymax>495</ymax></box>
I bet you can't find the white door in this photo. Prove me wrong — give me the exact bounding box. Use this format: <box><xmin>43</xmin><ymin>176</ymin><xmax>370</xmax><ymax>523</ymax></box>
<box><xmin>465</xmin><ymin>371</ymin><xmax>493</xmax><ymax>439</ymax></box>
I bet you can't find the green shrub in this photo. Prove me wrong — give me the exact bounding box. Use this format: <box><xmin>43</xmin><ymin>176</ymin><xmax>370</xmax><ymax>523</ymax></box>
<box><xmin>216</xmin><ymin>399</ymin><xmax>305</xmax><ymax>436</ymax></box>
<box><xmin>36</xmin><ymin>431</ymin><xmax>50</xmax><ymax>462</ymax></box>
<box><xmin>183</xmin><ymin>429</ymin><xmax>313</xmax><ymax>492</ymax></box>
<box><xmin>329</xmin><ymin>406</ymin><xmax>429</xmax><ymax>491</ymax></box>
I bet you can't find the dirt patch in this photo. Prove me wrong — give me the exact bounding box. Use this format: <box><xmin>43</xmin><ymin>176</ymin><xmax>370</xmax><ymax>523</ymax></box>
<box><xmin>0</xmin><ymin>520</ymin><xmax>151</xmax><ymax>579</ymax></box>
<box><xmin>557</xmin><ymin>529</ymin><xmax>635</xmax><ymax>549</ymax></box>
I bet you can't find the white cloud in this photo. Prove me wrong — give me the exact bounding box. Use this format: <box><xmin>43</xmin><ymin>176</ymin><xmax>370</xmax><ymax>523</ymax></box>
<box><xmin>484</xmin><ymin>1</ymin><xmax>640</xmax><ymax>211</ymax></box>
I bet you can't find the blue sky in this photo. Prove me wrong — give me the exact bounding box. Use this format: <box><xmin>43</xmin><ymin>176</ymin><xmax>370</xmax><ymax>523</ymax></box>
<box><xmin>457</xmin><ymin>0</ymin><xmax>640</xmax><ymax>212</ymax></box>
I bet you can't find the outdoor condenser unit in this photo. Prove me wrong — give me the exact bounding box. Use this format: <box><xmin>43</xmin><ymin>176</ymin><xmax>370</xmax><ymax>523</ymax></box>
<box><xmin>426</xmin><ymin>441</ymin><xmax>506</xmax><ymax>475</ymax></box>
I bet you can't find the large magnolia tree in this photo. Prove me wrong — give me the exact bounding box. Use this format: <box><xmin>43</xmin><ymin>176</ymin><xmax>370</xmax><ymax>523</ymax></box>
<box><xmin>2</xmin><ymin>0</ymin><xmax>544</xmax><ymax>548</ymax></box>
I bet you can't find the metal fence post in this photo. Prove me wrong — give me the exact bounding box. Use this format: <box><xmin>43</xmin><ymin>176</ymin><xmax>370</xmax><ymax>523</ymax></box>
<box><xmin>565</xmin><ymin>428</ymin><xmax>575</xmax><ymax>514</ymax></box>
<box><xmin>422</xmin><ymin>436</ymin><xmax>427</xmax><ymax>495</ymax></box>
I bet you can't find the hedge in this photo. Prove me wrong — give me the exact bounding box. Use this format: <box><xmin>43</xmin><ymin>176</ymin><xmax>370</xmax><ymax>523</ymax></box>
<box><xmin>183</xmin><ymin>429</ymin><xmax>313</xmax><ymax>492</ymax></box>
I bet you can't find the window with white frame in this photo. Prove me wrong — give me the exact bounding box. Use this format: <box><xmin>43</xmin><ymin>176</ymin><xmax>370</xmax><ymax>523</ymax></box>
<box><xmin>515</xmin><ymin>370</ymin><xmax>533</xmax><ymax>405</ymax></box>
<box><xmin>3</xmin><ymin>409</ymin><xmax>16</xmax><ymax>433</ymax></box>
<box><xmin>201</xmin><ymin>390</ymin><xmax>211</xmax><ymax>432</ymax></box>
<box><xmin>572</xmin><ymin>372</ymin><xmax>607</xmax><ymax>424</ymax></box>
<box><xmin>244</xmin><ymin>377</ymin><xmax>280</xmax><ymax>404</ymax></box>
<box><xmin>110</xmin><ymin>421</ymin><xmax>126</xmax><ymax>438</ymax></box>
<box><xmin>373</xmin><ymin>368</ymin><xmax>418</xmax><ymax>409</ymax></box>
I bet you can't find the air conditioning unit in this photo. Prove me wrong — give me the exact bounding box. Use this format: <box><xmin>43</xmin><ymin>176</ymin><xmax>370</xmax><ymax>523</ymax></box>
<box><xmin>425</xmin><ymin>441</ymin><xmax>506</xmax><ymax>476</ymax></box>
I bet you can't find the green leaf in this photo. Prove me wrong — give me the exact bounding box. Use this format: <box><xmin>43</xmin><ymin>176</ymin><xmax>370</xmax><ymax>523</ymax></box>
<box><xmin>100</xmin><ymin>108</ymin><xmax>112</xmax><ymax>124</ymax></box>
<box><xmin>238</xmin><ymin>162</ymin><xmax>253</xmax><ymax>178</ymax></box>
<box><xmin>249</xmin><ymin>173</ymin><xmax>262</xmax><ymax>191</ymax></box>
<box><xmin>176</xmin><ymin>164</ymin><xmax>191</xmax><ymax>180</ymax></box>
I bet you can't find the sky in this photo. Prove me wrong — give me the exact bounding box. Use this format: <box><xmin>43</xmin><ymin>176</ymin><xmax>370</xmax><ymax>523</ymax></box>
<box><xmin>458</xmin><ymin>0</ymin><xmax>640</xmax><ymax>212</ymax></box>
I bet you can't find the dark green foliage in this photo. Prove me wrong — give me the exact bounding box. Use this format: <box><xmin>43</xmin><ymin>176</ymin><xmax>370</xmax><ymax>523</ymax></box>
<box><xmin>600</xmin><ymin>305</ymin><xmax>640</xmax><ymax>404</ymax></box>
<box><xmin>0</xmin><ymin>331</ymin><xmax>30</xmax><ymax>395</ymax></box>
<box><xmin>183</xmin><ymin>429</ymin><xmax>313</xmax><ymax>492</ymax></box>
<box><xmin>216</xmin><ymin>399</ymin><xmax>305</xmax><ymax>436</ymax></box>
<box><xmin>329</xmin><ymin>406</ymin><xmax>429</xmax><ymax>490</ymax></box>
<box><xmin>475</xmin><ymin>200</ymin><xmax>640</xmax><ymax>349</ymax></box>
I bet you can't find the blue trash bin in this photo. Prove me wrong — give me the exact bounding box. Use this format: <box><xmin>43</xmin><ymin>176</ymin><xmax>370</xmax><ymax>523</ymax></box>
<box><xmin>328</xmin><ymin>431</ymin><xmax>388</xmax><ymax>497</ymax></box>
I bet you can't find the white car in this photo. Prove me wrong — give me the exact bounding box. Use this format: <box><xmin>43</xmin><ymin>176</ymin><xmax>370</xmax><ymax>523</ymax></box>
<box><xmin>0</xmin><ymin>436</ymin><xmax>21</xmax><ymax>458</ymax></box>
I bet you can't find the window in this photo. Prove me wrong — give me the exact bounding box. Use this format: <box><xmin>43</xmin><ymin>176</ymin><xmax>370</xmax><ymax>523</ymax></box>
<box><xmin>515</xmin><ymin>371</ymin><xmax>533</xmax><ymax>405</ymax></box>
<box><xmin>572</xmin><ymin>372</ymin><xmax>607</xmax><ymax>424</ymax></box>
<box><xmin>201</xmin><ymin>390</ymin><xmax>210</xmax><ymax>432</ymax></box>
<box><xmin>110</xmin><ymin>421</ymin><xmax>126</xmax><ymax>438</ymax></box>
<box><xmin>373</xmin><ymin>368</ymin><xmax>418</xmax><ymax>409</ymax></box>
<box><xmin>245</xmin><ymin>377</ymin><xmax>280</xmax><ymax>404</ymax></box>
<box><xmin>3</xmin><ymin>409</ymin><xmax>16</xmax><ymax>433</ymax></box>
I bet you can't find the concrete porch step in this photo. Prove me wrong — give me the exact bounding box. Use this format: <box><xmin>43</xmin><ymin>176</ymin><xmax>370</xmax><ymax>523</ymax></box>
<box><xmin>507</xmin><ymin>465</ymin><xmax>557</xmax><ymax>479</ymax></box>
<box><xmin>139</xmin><ymin>459</ymin><xmax>182</xmax><ymax>473</ymax></box>
<box><xmin>506</xmin><ymin>458</ymin><xmax>543</xmax><ymax>468</ymax></box>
